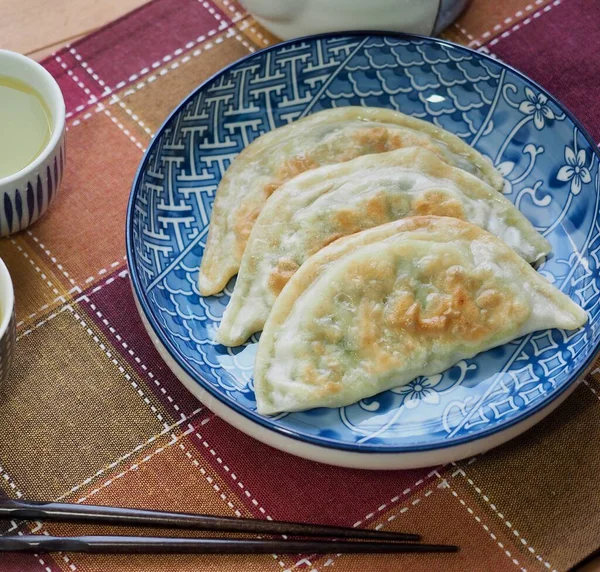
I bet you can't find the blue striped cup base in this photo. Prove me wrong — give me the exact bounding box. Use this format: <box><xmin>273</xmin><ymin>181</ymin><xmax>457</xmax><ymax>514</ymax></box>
<box><xmin>0</xmin><ymin>136</ymin><xmax>65</xmax><ymax>237</ymax></box>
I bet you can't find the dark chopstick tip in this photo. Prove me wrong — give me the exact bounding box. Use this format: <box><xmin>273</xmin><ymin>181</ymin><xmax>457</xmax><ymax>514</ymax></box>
<box><xmin>403</xmin><ymin>542</ymin><xmax>459</xmax><ymax>553</ymax></box>
<box><xmin>361</xmin><ymin>529</ymin><xmax>421</xmax><ymax>542</ymax></box>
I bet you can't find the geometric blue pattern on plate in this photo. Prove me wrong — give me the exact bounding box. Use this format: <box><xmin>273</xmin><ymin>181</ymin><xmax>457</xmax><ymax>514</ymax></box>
<box><xmin>127</xmin><ymin>33</ymin><xmax>600</xmax><ymax>452</ymax></box>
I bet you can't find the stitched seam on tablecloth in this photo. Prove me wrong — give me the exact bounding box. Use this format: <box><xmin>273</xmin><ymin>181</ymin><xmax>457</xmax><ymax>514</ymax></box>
<box><xmin>65</xmin><ymin>21</ymin><xmax>257</xmax><ymax>132</ymax></box>
<box><xmin>0</xmin><ymin>465</ymin><xmax>77</xmax><ymax>572</ymax></box>
<box><xmin>118</xmin><ymin>29</ymin><xmax>232</xmax><ymax>95</ymax></box>
<box><xmin>310</xmin><ymin>470</ymin><xmax>441</xmax><ymax>571</ymax></box>
<box><xmin>26</xmin><ymin>231</ymin><xmax>78</xmax><ymax>289</ymax></box>
<box><xmin>220</xmin><ymin>0</ymin><xmax>244</xmax><ymax>22</ymax></box>
<box><xmin>351</xmin><ymin>468</ymin><xmax>438</xmax><ymax>528</ymax></box>
<box><xmin>81</xmin><ymin>296</ymin><xmax>188</xmax><ymax>418</ymax></box>
<box><xmin>288</xmin><ymin>556</ymin><xmax>319</xmax><ymax>570</ymax></box>
<box><xmin>55</xmin><ymin>409</ymin><xmax>204</xmax><ymax>501</ymax></box>
<box><xmin>191</xmin><ymin>428</ymin><xmax>271</xmax><ymax>518</ymax></box>
<box><xmin>53</xmin><ymin>48</ymin><xmax>145</xmax><ymax>152</ymax></box>
<box><xmin>436</xmin><ymin>471</ymin><xmax>527</xmax><ymax>571</ymax></box>
<box><xmin>478</xmin><ymin>46</ymin><xmax>495</xmax><ymax>58</ymax></box>
<box><xmin>317</xmin><ymin>458</ymin><xmax>484</xmax><ymax>570</ymax></box>
<box><xmin>243</xmin><ymin>22</ymin><xmax>272</xmax><ymax>47</ymax></box>
<box><xmin>11</xmin><ymin>239</ymin><xmax>64</xmax><ymax>299</ymax></box>
<box><xmin>83</xmin><ymin>256</ymin><xmax>128</xmax><ymax>284</ymax></box>
<box><xmin>70</xmin><ymin>308</ymin><xmax>169</xmax><ymax>428</ymax></box>
<box><xmin>17</xmin><ymin>269</ymin><xmax>129</xmax><ymax>338</ymax></box>
<box><xmin>0</xmin><ymin>464</ymin><xmax>23</xmax><ymax>500</ymax></box>
<box><xmin>69</xmin><ymin>104</ymin><xmax>104</xmax><ymax>128</ymax></box>
<box><xmin>13</xmin><ymin>240</ymin><xmax>126</xmax><ymax>331</ymax></box>
<box><xmin>305</xmin><ymin>486</ymin><xmax>439</xmax><ymax>572</ymax></box>
<box><xmin>17</xmin><ymin>305</ymin><xmax>75</xmax><ymax>341</ymax></box>
<box><xmin>38</xmin><ymin>529</ymin><xmax>79</xmax><ymax>571</ymax></box>
<box><xmin>30</xmin><ymin>522</ymin><xmax>79</xmax><ymax>571</ymax></box>
<box><xmin>69</xmin><ymin>46</ymin><xmax>153</xmax><ymax>137</ymax></box>
<box><xmin>287</xmin><ymin>558</ymin><xmax>315</xmax><ymax>571</ymax></box>
<box><xmin>62</xmin><ymin>16</ymin><xmax>234</xmax><ymax>121</ymax></box>
<box><xmin>54</xmin><ymin>54</ymin><xmax>98</xmax><ymax>104</ymax></box>
<box><xmin>179</xmin><ymin>440</ymin><xmax>290</xmax><ymax>569</ymax></box>
<box><xmin>378</xmin><ymin>487</ymin><xmax>435</xmax><ymax>527</ymax></box>
<box><xmin>57</xmin><ymin>60</ymin><xmax>145</xmax><ymax>153</ymax></box>
<box><xmin>231</xmin><ymin>19</ymin><xmax>257</xmax><ymax>53</ymax></box>
<box><xmin>73</xmin><ymin>427</ymin><xmax>194</xmax><ymax>503</ymax></box>
<box><xmin>67</xmin><ymin>47</ymin><xmax>110</xmax><ymax>94</ymax></box>
<box><xmin>118</xmin><ymin>33</ymin><xmax>229</xmax><ymax>97</ymax></box>
<box><xmin>18</xmin><ymin>529</ymin><xmax>70</xmax><ymax>572</ymax></box>
<box><xmin>113</xmin><ymin>97</ymin><xmax>153</xmax><ymax>135</ymax></box>
<box><xmin>581</xmin><ymin>378</ymin><xmax>600</xmax><ymax>402</ymax></box>
<box><xmin>65</xmin><ymin>22</ymin><xmax>259</xmax><ymax>135</ymax></box>
<box><xmin>112</xmin><ymin>22</ymin><xmax>226</xmax><ymax>89</ymax></box>
<box><xmin>16</xmin><ymin>294</ymin><xmax>69</xmax><ymax>329</ymax></box>
<box><xmin>452</xmin><ymin>465</ymin><xmax>556</xmax><ymax>571</ymax></box>
<box><xmin>102</xmin><ymin>105</ymin><xmax>146</xmax><ymax>151</ymax></box>
<box><xmin>69</xmin><ymin>425</ymin><xmax>266</xmax><ymax>568</ymax></box>
<box><xmin>190</xmin><ymin>421</ymin><xmax>295</xmax><ymax>571</ymax></box>
<box><xmin>69</xmin><ymin>45</ymin><xmax>153</xmax><ymax>137</ymax></box>
<box><xmin>17</xmin><ymin>269</ymin><xmax>129</xmax><ymax>332</ymax></box>
<box><xmin>466</xmin><ymin>0</ymin><xmax>549</xmax><ymax>46</ymax></box>
<box><xmin>489</xmin><ymin>0</ymin><xmax>563</xmax><ymax>48</ymax></box>
<box><xmin>293</xmin><ymin>470</ymin><xmax>445</xmax><ymax>570</ymax></box>
<box><xmin>478</xmin><ymin>0</ymin><xmax>561</xmax><ymax>48</ymax></box>
<box><xmin>188</xmin><ymin>424</ymin><xmax>298</xmax><ymax>568</ymax></box>
<box><xmin>452</xmin><ymin>22</ymin><xmax>476</xmax><ymax>43</ymax></box>
<box><xmin>16</xmin><ymin>261</ymin><xmax>128</xmax><ymax>331</ymax></box>
<box><xmin>67</xmin><ymin>28</ymin><xmax>235</xmax><ymax>131</ymax></box>
<box><xmin>84</xmin><ymin>269</ymin><xmax>130</xmax><ymax>297</ymax></box>
<box><xmin>197</xmin><ymin>0</ymin><xmax>229</xmax><ymax>30</ymax></box>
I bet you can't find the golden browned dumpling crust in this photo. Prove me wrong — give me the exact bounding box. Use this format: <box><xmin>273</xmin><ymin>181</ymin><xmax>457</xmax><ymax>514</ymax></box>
<box><xmin>216</xmin><ymin>148</ymin><xmax>549</xmax><ymax>346</ymax></box>
<box><xmin>199</xmin><ymin>106</ymin><xmax>503</xmax><ymax>296</ymax></box>
<box><xmin>254</xmin><ymin>216</ymin><xmax>586</xmax><ymax>415</ymax></box>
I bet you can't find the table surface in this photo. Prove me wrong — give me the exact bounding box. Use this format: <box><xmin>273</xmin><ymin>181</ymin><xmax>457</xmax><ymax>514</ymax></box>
<box><xmin>1</xmin><ymin>0</ymin><xmax>600</xmax><ymax>571</ymax></box>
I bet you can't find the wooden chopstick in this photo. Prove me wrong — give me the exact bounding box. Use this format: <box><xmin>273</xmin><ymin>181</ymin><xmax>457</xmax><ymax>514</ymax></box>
<box><xmin>0</xmin><ymin>499</ymin><xmax>418</xmax><ymax>541</ymax></box>
<box><xmin>0</xmin><ymin>535</ymin><xmax>459</xmax><ymax>554</ymax></box>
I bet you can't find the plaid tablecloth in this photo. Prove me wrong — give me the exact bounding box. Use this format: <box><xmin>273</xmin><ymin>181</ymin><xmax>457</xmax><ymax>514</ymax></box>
<box><xmin>1</xmin><ymin>0</ymin><xmax>600</xmax><ymax>570</ymax></box>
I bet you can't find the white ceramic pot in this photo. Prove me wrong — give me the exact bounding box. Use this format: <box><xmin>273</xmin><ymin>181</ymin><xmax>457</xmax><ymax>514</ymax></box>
<box><xmin>0</xmin><ymin>50</ymin><xmax>66</xmax><ymax>237</ymax></box>
<box><xmin>240</xmin><ymin>0</ymin><xmax>470</xmax><ymax>39</ymax></box>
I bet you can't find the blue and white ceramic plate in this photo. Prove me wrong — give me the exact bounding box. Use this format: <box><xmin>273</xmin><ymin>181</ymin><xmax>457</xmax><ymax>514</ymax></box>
<box><xmin>127</xmin><ymin>32</ymin><xmax>600</xmax><ymax>469</ymax></box>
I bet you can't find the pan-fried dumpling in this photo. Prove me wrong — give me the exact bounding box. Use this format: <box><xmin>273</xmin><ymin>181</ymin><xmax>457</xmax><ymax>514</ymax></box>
<box><xmin>199</xmin><ymin>106</ymin><xmax>503</xmax><ymax>296</ymax></box>
<box><xmin>254</xmin><ymin>216</ymin><xmax>586</xmax><ymax>415</ymax></box>
<box><xmin>216</xmin><ymin>148</ymin><xmax>549</xmax><ymax>346</ymax></box>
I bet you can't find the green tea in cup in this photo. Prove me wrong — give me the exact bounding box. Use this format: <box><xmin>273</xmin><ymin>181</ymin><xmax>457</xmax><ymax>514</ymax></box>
<box><xmin>0</xmin><ymin>49</ymin><xmax>66</xmax><ymax>237</ymax></box>
<box><xmin>0</xmin><ymin>75</ymin><xmax>52</xmax><ymax>179</ymax></box>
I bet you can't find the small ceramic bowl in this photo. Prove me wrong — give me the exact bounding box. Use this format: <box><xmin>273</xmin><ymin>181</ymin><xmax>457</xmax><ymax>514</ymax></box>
<box><xmin>0</xmin><ymin>50</ymin><xmax>66</xmax><ymax>237</ymax></box>
<box><xmin>0</xmin><ymin>258</ymin><xmax>15</xmax><ymax>385</ymax></box>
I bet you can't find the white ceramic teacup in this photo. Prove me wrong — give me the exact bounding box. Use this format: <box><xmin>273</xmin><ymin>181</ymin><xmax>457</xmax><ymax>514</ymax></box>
<box><xmin>0</xmin><ymin>50</ymin><xmax>66</xmax><ymax>237</ymax></box>
<box><xmin>0</xmin><ymin>258</ymin><xmax>15</xmax><ymax>385</ymax></box>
